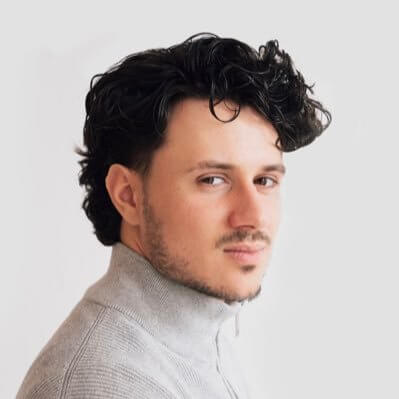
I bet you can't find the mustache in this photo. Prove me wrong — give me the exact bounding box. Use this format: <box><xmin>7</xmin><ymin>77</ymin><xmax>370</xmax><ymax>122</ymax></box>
<box><xmin>215</xmin><ymin>230</ymin><xmax>271</xmax><ymax>248</ymax></box>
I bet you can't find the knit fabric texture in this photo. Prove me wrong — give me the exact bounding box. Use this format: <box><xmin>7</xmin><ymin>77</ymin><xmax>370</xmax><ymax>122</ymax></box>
<box><xmin>16</xmin><ymin>241</ymin><xmax>251</xmax><ymax>398</ymax></box>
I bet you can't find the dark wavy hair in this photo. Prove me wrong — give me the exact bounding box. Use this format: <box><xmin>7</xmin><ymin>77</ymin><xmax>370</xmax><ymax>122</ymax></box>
<box><xmin>74</xmin><ymin>32</ymin><xmax>331</xmax><ymax>246</ymax></box>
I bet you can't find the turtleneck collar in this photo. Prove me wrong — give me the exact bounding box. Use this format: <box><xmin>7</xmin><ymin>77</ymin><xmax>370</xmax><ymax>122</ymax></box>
<box><xmin>83</xmin><ymin>241</ymin><xmax>246</xmax><ymax>364</ymax></box>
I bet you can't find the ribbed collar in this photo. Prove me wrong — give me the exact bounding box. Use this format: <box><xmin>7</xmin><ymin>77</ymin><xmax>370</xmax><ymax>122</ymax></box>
<box><xmin>83</xmin><ymin>241</ymin><xmax>246</xmax><ymax>364</ymax></box>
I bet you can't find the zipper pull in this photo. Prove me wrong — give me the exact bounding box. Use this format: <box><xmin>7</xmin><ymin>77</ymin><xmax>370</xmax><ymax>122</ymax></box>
<box><xmin>235</xmin><ymin>312</ymin><xmax>240</xmax><ymax>337</ymax></box>
<box><xmin>235</xmin><ymin>299</ymin><xmax>247</xmax><ymax>338</ymax></box>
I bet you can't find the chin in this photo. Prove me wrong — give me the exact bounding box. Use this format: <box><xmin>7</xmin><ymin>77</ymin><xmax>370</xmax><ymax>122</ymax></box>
<box><xmin>226</xmin><ymin>279</ymin><xmax>262</xmax><ymax>302</ymax></box>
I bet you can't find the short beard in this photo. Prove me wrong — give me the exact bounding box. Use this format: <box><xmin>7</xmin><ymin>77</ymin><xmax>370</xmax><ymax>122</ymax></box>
<box><xmin>141</xmin><ymin>193</ymin><xmax>262</xmax><ymax>304</ymax></box>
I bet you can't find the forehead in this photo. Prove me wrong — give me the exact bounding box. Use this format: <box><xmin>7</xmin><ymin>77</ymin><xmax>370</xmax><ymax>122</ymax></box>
<box><xmin>153</xmin><ymin>97</ymin><xmax>282</xmax><ymax>172</ymax></box>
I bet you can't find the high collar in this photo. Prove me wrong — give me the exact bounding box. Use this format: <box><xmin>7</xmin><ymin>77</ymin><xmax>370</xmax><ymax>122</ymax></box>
<box><xmin>83</xmin><ymin>241</ymin><xmax>246</xmax><ymax>364</ymax></box>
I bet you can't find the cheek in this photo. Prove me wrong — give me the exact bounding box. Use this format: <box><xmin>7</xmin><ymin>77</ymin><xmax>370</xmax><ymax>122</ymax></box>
<box><xmin>162</xmin><ymin>199</ymin><xmax>218</xmax><ymax>246</ymax></box>
<box><xmin>269</xmin><ymin>195</ymin><xmax>282</xmax><ymax>234</ymax></box>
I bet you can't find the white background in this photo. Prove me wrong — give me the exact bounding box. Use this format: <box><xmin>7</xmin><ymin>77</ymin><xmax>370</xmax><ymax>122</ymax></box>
<box><xmin>2</xmin><ymin>1</ymin><xmax>398</xmax><ymax>398</ymax></box>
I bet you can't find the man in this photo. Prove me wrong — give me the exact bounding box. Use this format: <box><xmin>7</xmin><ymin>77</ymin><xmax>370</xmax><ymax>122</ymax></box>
<box><xmin>16</xmin><ymin>32</ymin><xmax>331</xmax><ymax>398</ymax></box>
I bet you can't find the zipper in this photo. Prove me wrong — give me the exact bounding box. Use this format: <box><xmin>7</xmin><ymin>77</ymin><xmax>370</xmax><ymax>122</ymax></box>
<box><xmin>215</xmin><ymin>329</ymin><xmax>239</xmax><ymax>399</ymax></box>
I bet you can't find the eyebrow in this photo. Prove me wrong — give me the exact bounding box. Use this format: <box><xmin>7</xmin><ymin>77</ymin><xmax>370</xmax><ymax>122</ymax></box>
<box><xmin>186</xmin><ymin>160</ymin><xmax>286</xmax><ymax>175</ymax></box>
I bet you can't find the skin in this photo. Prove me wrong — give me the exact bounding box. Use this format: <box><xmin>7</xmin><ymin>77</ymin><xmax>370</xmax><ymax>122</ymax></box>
<box><xmin>105</xmin><ymin>97</ymin><xmax>286</xmax><ymax>304</ymax></box>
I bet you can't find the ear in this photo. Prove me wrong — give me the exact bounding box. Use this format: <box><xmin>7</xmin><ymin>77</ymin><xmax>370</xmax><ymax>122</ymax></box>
<box><xmin>105</xmin><ymin>164</ymin><xmax>143</xmax><ymax>227</ymax></box>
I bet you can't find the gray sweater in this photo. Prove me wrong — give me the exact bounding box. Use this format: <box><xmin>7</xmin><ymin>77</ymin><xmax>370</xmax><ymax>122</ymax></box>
<box><xmin>16</xmin><ymin>242</ymin><xmax>251</xmax><ymax>398</ymax></box>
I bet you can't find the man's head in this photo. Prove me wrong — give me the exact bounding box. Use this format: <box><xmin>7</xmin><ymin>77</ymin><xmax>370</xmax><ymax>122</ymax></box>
<box><xmin>75</xmin><ymin>32</ymin><xmax>330</xmax><ymax>303</ymax></box>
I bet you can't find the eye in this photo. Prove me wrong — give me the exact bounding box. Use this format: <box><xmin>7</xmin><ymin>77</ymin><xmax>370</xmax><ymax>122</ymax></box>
<box><xmin>256</xmin><ymin>176</ymin><xmax>278</xmax><ymax>187</ymax></box>
<box><xmin>199</xmin><ymin>176</ymin><xmax>226</xmax><ymax>186</ymax></box>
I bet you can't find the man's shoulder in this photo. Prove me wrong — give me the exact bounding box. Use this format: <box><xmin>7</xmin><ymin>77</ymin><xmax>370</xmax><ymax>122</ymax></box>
<box><xmin>16</xmin><ymin>363</ymin><xmax>178</xmax><ymax>399</ymax></box>
<box><xmin>16</xmin><ymin>298</ymin><xmax>178</xmax><ymax>398</ymax></box>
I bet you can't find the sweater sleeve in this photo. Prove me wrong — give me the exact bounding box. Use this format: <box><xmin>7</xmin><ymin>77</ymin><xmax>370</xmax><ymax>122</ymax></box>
<box><xmin>16</xmin><ymin>365</ymin><xmax>179</xmax><ymax>399</ymax></box>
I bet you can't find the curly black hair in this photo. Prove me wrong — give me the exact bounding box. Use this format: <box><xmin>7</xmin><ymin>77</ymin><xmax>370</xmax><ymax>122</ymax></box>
<box><xmin>74</xmin><ymin>32</ymin><xmax>331</xmax><ymax>246</ymax></box>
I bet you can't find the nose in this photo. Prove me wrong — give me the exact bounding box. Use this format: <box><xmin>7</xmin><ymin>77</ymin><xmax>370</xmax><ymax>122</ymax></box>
<box><xmin>227</xmin><ymin>181</ymin><xmax>267</xmax><ymax>230</ymax></box>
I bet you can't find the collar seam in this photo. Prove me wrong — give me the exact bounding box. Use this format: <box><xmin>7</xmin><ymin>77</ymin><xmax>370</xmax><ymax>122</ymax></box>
<box><xmin>83</xmin><ymin>297</ymin><xmax>217</xmax><ymax>365</ymax></box>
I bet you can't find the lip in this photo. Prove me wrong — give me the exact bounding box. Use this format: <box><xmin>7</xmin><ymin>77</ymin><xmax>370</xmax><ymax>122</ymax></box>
<box><xmin>223</xmin><ymin>245</ymin><xmax>265</xmax><ymax>264</ymax></box>
<box><xmin>224</xmin><ymin>244</ymin><xmax>265</xmax><ymax>252</ymax></box>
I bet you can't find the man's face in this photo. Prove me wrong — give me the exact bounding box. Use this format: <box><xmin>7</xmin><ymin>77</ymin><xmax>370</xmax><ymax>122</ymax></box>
<box><xmin>133</xmin><ymin>98</ymin><xmax>285</xmax><ymax>303</ymax></box>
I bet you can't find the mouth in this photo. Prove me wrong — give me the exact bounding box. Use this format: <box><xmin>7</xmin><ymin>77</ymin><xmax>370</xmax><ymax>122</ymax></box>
<box><xmin>223</xmin><ymin>244</ymin><xmax>265</xmax><ymax>252</ymax></box>
<box><xmin>223</xmin><ymin>246</ymin><xmax>265</xmax><ymax>264</ymax></box>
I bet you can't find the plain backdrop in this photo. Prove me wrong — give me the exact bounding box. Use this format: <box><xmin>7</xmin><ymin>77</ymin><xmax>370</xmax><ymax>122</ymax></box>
<box><xmin>2</xmin><ymin>1</ymin><xmax>398</xmax><ymax>398</ymax></box>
